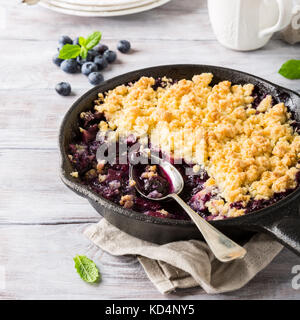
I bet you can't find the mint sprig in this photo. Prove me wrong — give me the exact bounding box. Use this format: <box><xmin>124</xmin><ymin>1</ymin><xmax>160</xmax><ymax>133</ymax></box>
<box><xmin>279</xmin><ymin>59</ymin><xmax>300</xmax><ymax>80</ymax></box>
<box><xmin>85</xmin><ymin>31</ymin><xmax>102</xmax><ymax>50</ymax></box>
<box><xmin>59</xmin><ymin>44</ymin><xmax>81</xmax><ymax>59</ymax></box>
<box><xmin>58</xmin><ymin>31</ymin><xmax>102</xmax><ymax>60</ymax></box>
<box><xmin>73</xmin><ymin>255</ymin><xmax>101</xmax><ymax>283</ymax></box>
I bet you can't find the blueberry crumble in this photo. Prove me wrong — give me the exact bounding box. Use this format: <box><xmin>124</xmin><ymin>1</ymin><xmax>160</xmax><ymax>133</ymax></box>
<box><xmin>68</xmin><ymin>74</ymin><xmax>300</xmax><ymax>220</ymax></box>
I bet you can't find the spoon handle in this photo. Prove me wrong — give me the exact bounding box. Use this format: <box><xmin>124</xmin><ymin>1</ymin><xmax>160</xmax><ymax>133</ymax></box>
<box><xmin>169</xmin><ymin>193</ymin><xmax>247</xmax><ymax>262</ymax></box>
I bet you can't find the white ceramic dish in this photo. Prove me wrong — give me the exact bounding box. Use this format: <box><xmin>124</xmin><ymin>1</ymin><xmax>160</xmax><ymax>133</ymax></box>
<box><xmin>39</xmin><ymin>0</ymin><xmax>171</xmax><ymax>16</ymax></box>
<box><xmin>49</xmin><ymin>0</ymin><xmax>158</xmax><ymax>11</ymax></box>
<box><xmin>55</xmin><ymin>0</ymin><xmax>153</xmax><ymax>5</ymax></box>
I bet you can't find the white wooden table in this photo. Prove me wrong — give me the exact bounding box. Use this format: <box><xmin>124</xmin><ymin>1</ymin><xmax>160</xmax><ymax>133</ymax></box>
<box><xmin>1</xmin><ymin>0</ymin><xmax>300</xmax><ymax>300</ymax></box>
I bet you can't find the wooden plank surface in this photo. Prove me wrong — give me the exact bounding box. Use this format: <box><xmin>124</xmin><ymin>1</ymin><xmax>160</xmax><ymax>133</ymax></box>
<box><xmin>0</xmin><ymin>0</ymin><xmax>300</xmax><ymax>299</ymax></box>
<box><xmin>0</xmin><ymin>149</ymin><xmax>99</xmax><ymax>223</ymax></box>
<box><xmin>0</xmin><ymin>224</ymin><xmax>299</xmax><ymax>300</ymax></box>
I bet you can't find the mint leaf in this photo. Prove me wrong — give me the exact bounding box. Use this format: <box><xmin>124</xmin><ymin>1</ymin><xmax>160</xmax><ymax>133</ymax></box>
<box><xmin>73</xmin><ymin>255</ymin><xmax>100</xmax><ymax>283</ymax></box>
<box><xmin>85</xmin><ymin>31</ymin><xmax>102</xmax><ymax>50</ymax></box>
<box><xmin>58</xmin><ymin>44</ymin><xmax>81</xmax><ymax>59</ymax></box>
<box><xmin>80</xmin><ymin>46</ymin><xmax>88</xmax><ymax>59</ymax></box>
<box><xmin>78</xmin><ymin>36</ymin><xmax>86</xmax><ymax>47</ymax></box>
<box><xmin>279</xmin><ymin>59</ymin><xmax>300</xmax><ymax>79</ymax></box>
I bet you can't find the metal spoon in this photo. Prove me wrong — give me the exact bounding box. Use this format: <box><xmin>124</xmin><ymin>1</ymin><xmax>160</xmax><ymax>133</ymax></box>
<box><xmin>129</xmin><ymin>152</ymin><xmax>247</xmax><ymax>263</ymax></box>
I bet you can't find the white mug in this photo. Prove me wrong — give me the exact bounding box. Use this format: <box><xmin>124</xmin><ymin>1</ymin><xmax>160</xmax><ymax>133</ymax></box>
<box><xmin>208</xmin><ymin>0</ymin><xmax>294</xmax><ymax>51</ymax></box>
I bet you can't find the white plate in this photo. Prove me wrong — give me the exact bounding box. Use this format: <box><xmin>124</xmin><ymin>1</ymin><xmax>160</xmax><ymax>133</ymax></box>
<box><xmin>53</xmin><ymin>0</ymin><xmax>154</xmax><ymax>5</ymax></box>
<box><xmin>49</xmin><ymin>0</ymin><xmax>157</xmax><ymax>11</ymax></box>
<box><xmin>39</xmin><ymin>0</ymin><xmax>171</xmax><ymax>16</ymax></box>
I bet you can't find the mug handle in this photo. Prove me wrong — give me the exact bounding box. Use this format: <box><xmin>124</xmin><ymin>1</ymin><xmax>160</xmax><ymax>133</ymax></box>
<box><xmin>291</xmin><ymin>5</ymin><xmax>300</xmax><ymax>30</ymax></box>
<box><xmin>259</xmin><ymin>0</ymin><xmax>293</xmax><ymax>38</ymax></box>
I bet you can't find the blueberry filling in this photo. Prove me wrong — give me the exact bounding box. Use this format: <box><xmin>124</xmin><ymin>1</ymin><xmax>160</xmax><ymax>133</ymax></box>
<box><xmin>251</xmin><ymin>85</ymin><xmax>270</xmax><ymax>109</ymax></box>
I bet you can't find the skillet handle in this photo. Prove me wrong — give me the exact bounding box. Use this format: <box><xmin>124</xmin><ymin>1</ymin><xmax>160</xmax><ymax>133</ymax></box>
<box><xmin>263</xmin><ymin>217</ymin><xmax>300</xmax><ymax>257</ymax></box>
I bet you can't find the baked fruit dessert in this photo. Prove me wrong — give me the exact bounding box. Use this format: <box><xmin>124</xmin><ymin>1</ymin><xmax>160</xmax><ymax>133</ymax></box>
<box><xmin>68</xmin><ymin>73</ymin><xmax>300</xmax><ymax>221</ymax></box>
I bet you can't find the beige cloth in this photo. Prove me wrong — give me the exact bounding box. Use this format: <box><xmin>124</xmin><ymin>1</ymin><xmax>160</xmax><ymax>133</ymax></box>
<box><xmin>84</xmin><ymin>219</ymin><xmax>283</xmax><ymax>294</ymax></box>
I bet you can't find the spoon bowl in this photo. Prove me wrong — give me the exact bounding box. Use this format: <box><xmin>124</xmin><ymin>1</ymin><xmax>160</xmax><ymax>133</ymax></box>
<box><xmin>129</xmin><ymin>152</ymin><xmax>184</xmax><ymax>201</ymax></box>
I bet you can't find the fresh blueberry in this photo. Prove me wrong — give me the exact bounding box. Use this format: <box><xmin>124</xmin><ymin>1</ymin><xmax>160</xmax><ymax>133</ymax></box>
<box><xmin>57</xmin><ymin>42</ymin><xmax>65</xmax><ymax>52</ymax></box>
<box><xmin>88</xmin><ymin>72</ymin><xmax>104</xmax><ymax>85</ymax></box>
<box><xmin>52</xmin><ymin>53</ymin><xmax>64</xmax><ymax>66</ymax></box>
<box><xmin>73</xmin><ymin>37</ymin><xmax>80</xmax><ymax>45</ymax></box>
<box><xmin>60</xmin><ymin>59</ymin><xmax>78</xmax><ymax>73</ymax></box>
<box><xmin>94</xmin><ymin>43</ymin><xmax>109</xmax><ymax>54</ymax></box>
<box><xmin>76</xmin><ymin>52</ymin><xmax>93</xmax><ymax>65</ymax></box>
<box><xmin>94</xmin><ymin>55</ymin><xmax>108</xmax><ymax>70</ymax></box>
<box><xmin>103</xmin><ymin>50</ymin><xmax>117</xmax><ymax>63</ymax></box>
<box><xmin>58</xmin><ymin>35</ymin><xmax>73</xmax><ymax>45</ymax></box>
<box><xmin>117</xmin><ymin>40</ymin><xmax>131</xmax><ymax>53</ymax></box>
<box><xmin>76</xmin><ymin>56</ymin><xmax>83</xmax><ymax>65</ymax></box>
<box><xmin>81</xmin><ymin>62</ymin><xmax>98</xmax><ymax>76</ymax></box>
<box><xmin>55</xmin><ymin>82</ymin><xmax>71</xmax><ymax>96</ymax></box>
<box><xmin>88</xmin><ymin>49</ymin><xmax>99</xmax><ymax>59</ymax></box>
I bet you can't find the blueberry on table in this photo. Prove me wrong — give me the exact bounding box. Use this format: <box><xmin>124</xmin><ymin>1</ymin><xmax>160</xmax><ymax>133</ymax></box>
<box><xmin>117</xmin><ymin>40</ymin><xmax>131</xmax><ymax>53</ymax></box>
<box><xmin>94</xmin><ymin>56</ymin><xmax>108</xmax><ymax>70</ymax></box>
<box><xmin>94</xmin><ymin>43</ymin><xmax>109</xmax><ymax>54</ymax></box>
<box><xmin>88</xmin><ymin>72</ymin><xmax>104</xmax><ymax>85</ymax></box>
<box><xmin>60</xmin><ymin>59</ymin><xmax>78</xmax><ymax>73</ymax></box>
<box><xmin>88</xmin><ymin>49</ymin><xmax>99</xmax><ymax>59</ymax></box>
<box><xmin>103</xmin><ymin>50</ymin><xmax>117</xmax><ymax>63</ymax></box>
<box><xmin>55</xmin><ymin>82</ymin><xmax>71</xmax><ymax>96</ymax></box>
<box><xmin>52</xmin><ymin>53</ymin><xmax>64</xmax><ymax>66</ymax></box>
<box><xmin>76</xmin><ymin>56</ymin><xmax>84</xmax><ymax>66</ymax></box>
<box><xmin>58</xmin><ymin>35</ymin><xmax>73</xmax><ymax>45</ymax></box>
<box><xmin>73</xmin><ymin>37</ymin><xmax>80</xmax><ymax>45</ymax></box>
<box><xmin>76</xmin><ymin>53</ymin><xmax>93</xmax><ymax>65</ymax></box>
<box><xmin>57</xmin><ymin>42</ymin><xmax>65</xmax><ymax>52</ymax></box>
<box><xmin>81</xmin><ymin>62</ymin><xmax>98</xmax><ymax>76</ymax></box>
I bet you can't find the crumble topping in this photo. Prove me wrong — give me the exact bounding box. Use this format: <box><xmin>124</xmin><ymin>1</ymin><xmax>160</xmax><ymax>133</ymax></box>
<box><xmin>158</xmin><ymin>209</ymin><xmax>169</xmax><ymax>216</ymax></box>
<box><xmin>94</xmin><ymin>74</ymin><xmax>300</xmax><ymax>216</ymax></box>
<box><xmin>70</xmin><ymin>171</ymin><xmax>79</xmax><ymax>178</ymax></box>
<box><xmin>120</xmin><ymin>194</ymin><xmax>134</xmax><ymax>208</ymax></box>
<box><xmin>141</xmin><ymin>165</ymin><xmax>158</xmax><ymax>179</ymax></box>
<box><xmin>129</xmin><ymin>179</ymin><xmax>136</xmax><ymax>187</ymax></box>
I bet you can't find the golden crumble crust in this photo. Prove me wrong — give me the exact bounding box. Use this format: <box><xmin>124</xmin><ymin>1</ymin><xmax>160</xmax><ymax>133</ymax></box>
<box><xmin>94</xmin><ymin>74</ymin><xmax>300</xmax><ymax>217</ymax></box>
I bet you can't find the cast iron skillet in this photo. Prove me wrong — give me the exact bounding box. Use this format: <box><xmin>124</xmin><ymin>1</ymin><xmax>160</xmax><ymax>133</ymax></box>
<box><xmin>59</xmin><ymin>64</ymin><xmax>300</xmax><ymax>257</ymax></box>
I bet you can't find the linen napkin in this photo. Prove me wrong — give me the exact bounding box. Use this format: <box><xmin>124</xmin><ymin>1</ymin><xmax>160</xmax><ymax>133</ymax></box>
<box><xmin>84</xmin><ymin>219</ymin><xmax>283</xmax><ymax>294</ymax></box>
